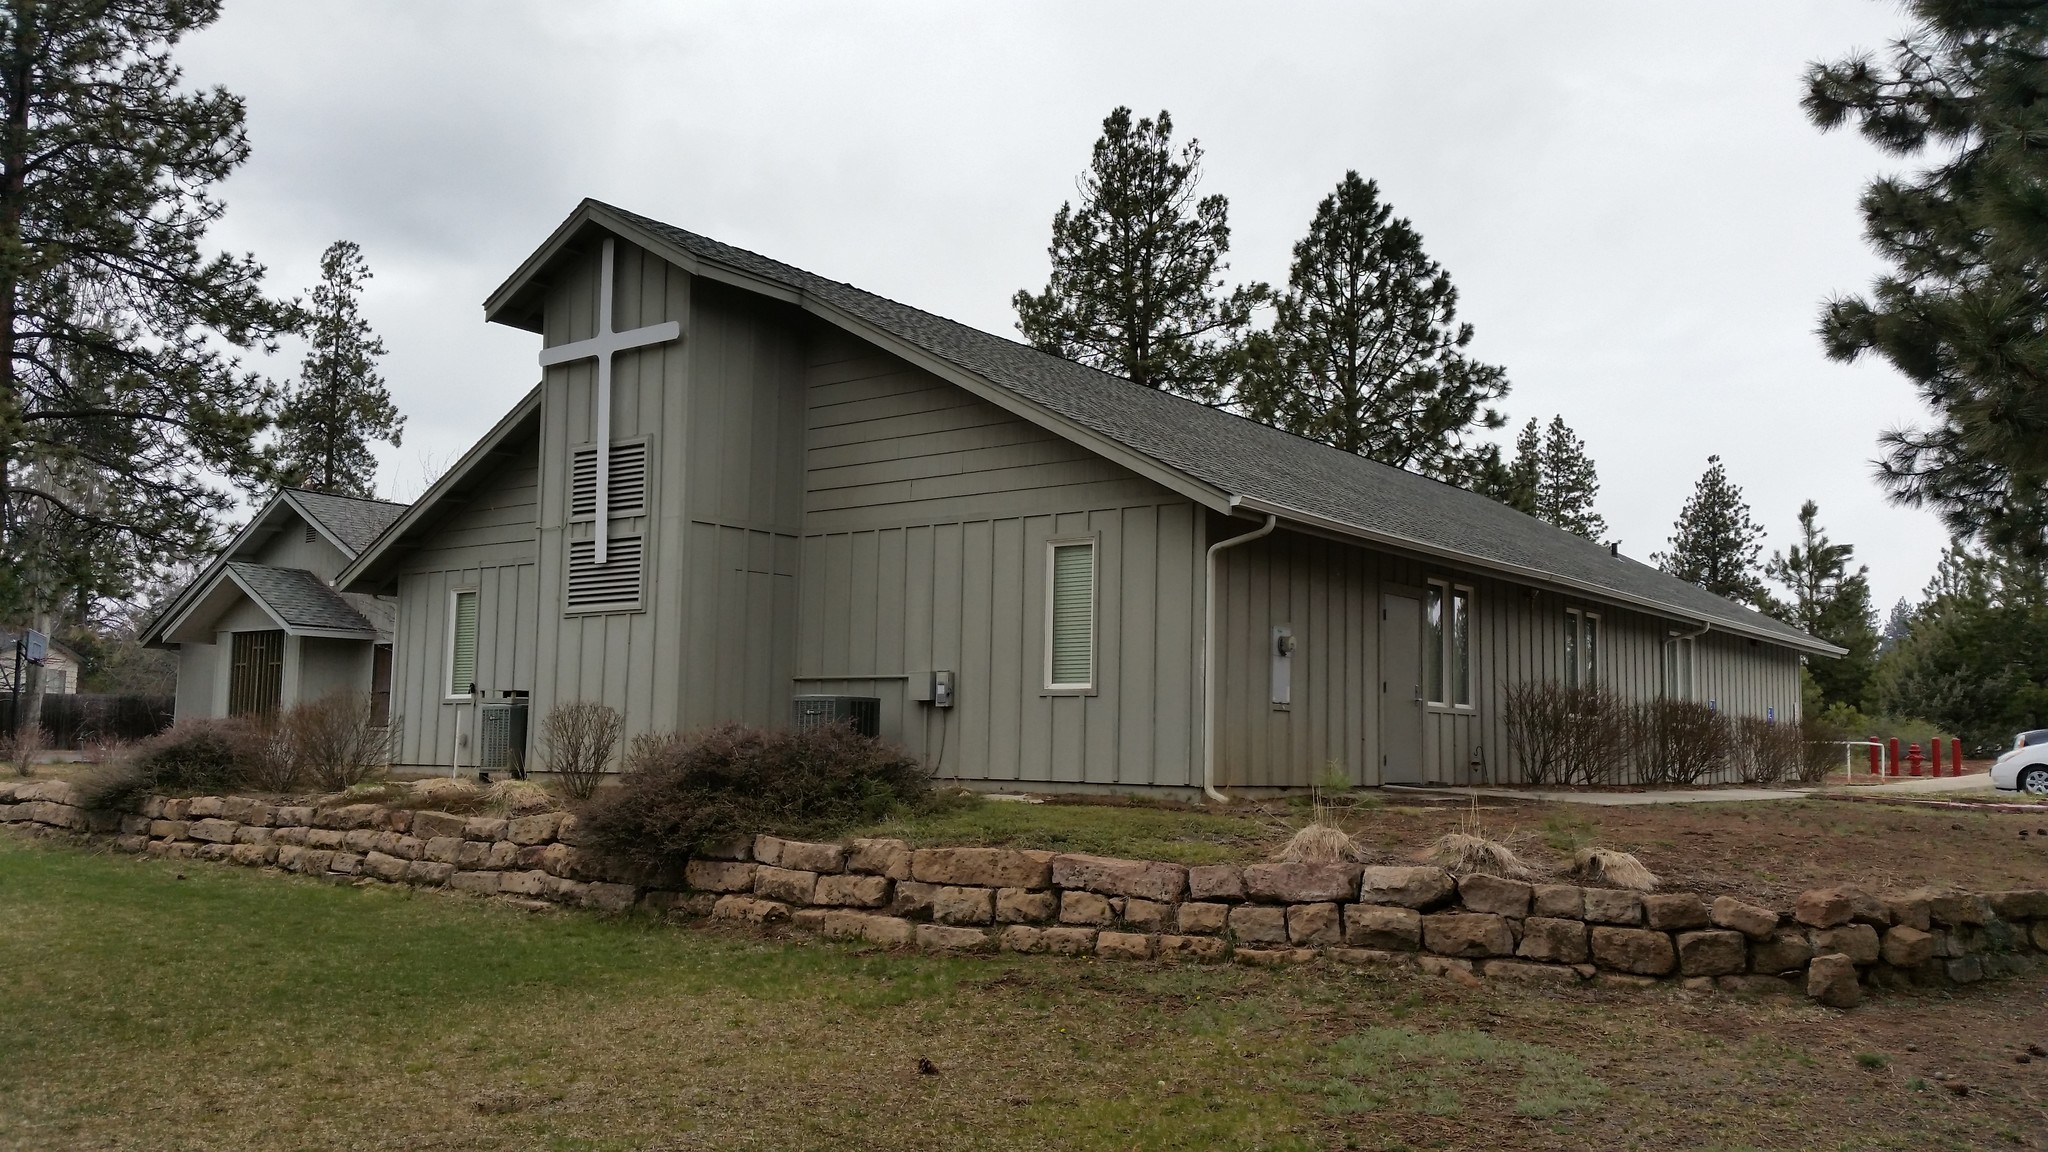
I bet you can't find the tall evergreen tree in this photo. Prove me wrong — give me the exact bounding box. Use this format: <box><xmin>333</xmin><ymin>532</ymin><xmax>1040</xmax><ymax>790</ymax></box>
<box><xmin>1238</xmin><ymin>171</ymin><xmax>1508</xmax><ymax>480</ymax></box>
<box><xmin>1492</xmin><ymin>417</ymin><xmax>1542</xmax><ymax>515</ymax></box>
<box><xmin>1874</xmin><ymin>541</ymin><xmax>2048</xmax><ymax>752</ymax></box>
<box><xmin>1805</xmin><ymin>3</ymin><xmax>2048</xmax><ymax>556</ymax></box>
<box><xmin>1880</xmin><ymin>596</ymin><xmax>1914</xmax><ymax>654</ymax></box>
<box><xmin>1765</xmin><ymin>500</ymin><xmax>1878</xmax><ymax>709</ymax></box>
<box><xmin>1014</xmin><ymin>108</ymin><xmax>1260</xmax><ymax>403</ymax></box>
<box><xmin>268</xmin><ymin>241</ymin><xmax>402</xmax><ymax>496</ymax></box>
<box><xmin>0</xmin><ymin>1</ymin><xmax>285</xmax><ymax>629</ymax></box>
<box><xmin>1533</xmin><ymin>415</ymin><xmax>1606</xmax><ymax>541</ymax></box>
<box><xmin>1655</xmin><ymin>455</ymin><xmax>1769</xmax><ymax>606</ymax></box>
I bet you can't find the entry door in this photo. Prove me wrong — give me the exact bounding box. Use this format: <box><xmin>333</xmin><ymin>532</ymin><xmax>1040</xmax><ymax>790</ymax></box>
<box><xmin>1379</xmin><ymin>594</ymin><xmax>1424</xmax><ymax>784</ymax></box>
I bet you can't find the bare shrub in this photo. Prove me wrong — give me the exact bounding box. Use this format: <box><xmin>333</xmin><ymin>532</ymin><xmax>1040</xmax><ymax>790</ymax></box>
<box><xmin>541</xmin><ymin>701</ymin><xmax>623</xmax><ymax>801</ymax></box>
<box><xmin>283</xmin><ymin>693</ymin><xmax>397</xmax><ymax>790</ymax></box>
<box><xmin>1504</xmin><ymin>682</ymin><xmax>1630</xmax><ymax>785</ymax></box>
<box><xmin>240</xmin><ymin>715</ymin><xmax>303</xmax><ymax>792</ymax></box>
<box><xmin>1728</xmin><ymin>717</ymin><xmax>1803</xmax><ymax>785</ymax></box>
<box><xmin>1629</xmin><ymin>699</ymin><xmax>1729</xmax><ymax>785</ymax></box>
<box><xmin>75</xmin><ymin>718</ymin><xmax>255</xmax><ymax>810</ymax></box>
<box><xmin>578</xmin><ymin>721</ymin><xmax>932</xmax><ymax>871</ymax></box>
<box><xmin>1569</xmin><ymin>846</ymin><xmax>1659</xmax><ymax>891</ymax></box>
<box><xmin>4</xmin><ymin>724</ymin><xmax>46</xmax><ymax>776</ymax></box>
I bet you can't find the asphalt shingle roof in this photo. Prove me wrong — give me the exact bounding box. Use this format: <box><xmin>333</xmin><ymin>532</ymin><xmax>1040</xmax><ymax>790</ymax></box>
<box><xmin>287</xmin><ymin>489</ymin><xmax>408</xmax><ymax>556</ymax></box>
<box><xmin>226</xmin><ymin>563</ymin><xmax>376</xmax><ymax>634</ymax></box>
<box><xmin>597</xmin><ymin>202</ymin><xmax>1832</xmax><ymax>655</ymax></box>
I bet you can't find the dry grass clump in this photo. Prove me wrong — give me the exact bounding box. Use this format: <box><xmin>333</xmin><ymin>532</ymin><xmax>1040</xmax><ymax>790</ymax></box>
<box><xmin>1569</xmin><ymin>846</ymin><xmax>1659</xmax><ymax>892</ymax></box>
<box><xmin>1423</xmin><ymin>831</ymin><xmax>1545</xmax><ymax>880</ymax></box>
<box><xmin>484</xmin><ymin>778</ymin><xmax>559</xmax><ymax>815</ymax></box>
<box><xmin>410</xmin><ymin>777</ymin><xmax>483</xmax><ymax>806</ymax></box>
<box><xmin>1276</xmin><ymin>779</ymin><xmax>1364</xmax><ymax>863</ymax></box>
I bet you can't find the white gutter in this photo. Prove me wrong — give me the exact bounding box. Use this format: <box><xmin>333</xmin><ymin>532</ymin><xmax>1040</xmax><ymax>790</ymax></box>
<box><xmin>1203</xmin><ymin>513</ymin><xmax>1277</xmax><ymax>804</ymax></box>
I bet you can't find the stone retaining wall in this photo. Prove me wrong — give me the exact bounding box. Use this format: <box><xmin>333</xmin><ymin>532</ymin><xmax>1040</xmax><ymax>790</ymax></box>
<box><xmin>6</xmin><ymin>780</ymin><xmax>2045</xmax><ymax>1009</ymax></box>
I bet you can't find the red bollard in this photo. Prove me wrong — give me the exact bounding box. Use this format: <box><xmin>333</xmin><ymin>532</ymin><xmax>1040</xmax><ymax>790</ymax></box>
<box><xmin>1908</xmin><ymin>742</ymin><xmax>1923</xmax><ymax>775</ymax></box>
<box><xmin>1868</xmin><ymin>738</ymin><xmax>1881</xmax><ymax>776</ymax></box>
<box><xmin>1888</xmin><ymin>737</ymin><xmax>1901</xmax><ymax>776</ymax></box>
<box><xmin>1931</xmin><ymin>739</ymin><xmax>1943</xmax><ymax>776</ymax></box>
<box><xmin>1952</xmin><ymin>737</ymin><xmax>1964</xmax><ymax>776</ymax></box>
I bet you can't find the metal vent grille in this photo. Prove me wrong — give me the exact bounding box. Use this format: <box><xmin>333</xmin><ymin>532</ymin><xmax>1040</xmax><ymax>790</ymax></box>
<box><xmin>479</xmin><ymin>701</ymin><xmax>528</xmax><ymax>770</ymax></box>
<box><xmin>570</xmin><ymin>441</ymin><xmax>647</xmax><ymax>519</ymax></box>
<box><xmin>566</xmin><ymin>535</ymin><xmax>644</xmax><ymax>611</ymax></box>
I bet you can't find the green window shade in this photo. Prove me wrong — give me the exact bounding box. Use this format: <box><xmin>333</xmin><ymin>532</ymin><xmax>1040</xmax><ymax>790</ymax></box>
<box><xmin>449</xmin><ymin>590</ymin><xmax>479</xmax><ymax>697</ymax></box>
<box><xmin>1049</xmin><ymin>543</ymin><xmax>1094</xmax><ymax>687</ymax></box>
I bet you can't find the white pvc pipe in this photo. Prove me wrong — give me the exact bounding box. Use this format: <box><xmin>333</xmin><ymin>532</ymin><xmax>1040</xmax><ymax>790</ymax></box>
<box><xmin>1203</xmin><ymin>513</ymin><xmax>1278</xmax><ymax>804</ymax></box>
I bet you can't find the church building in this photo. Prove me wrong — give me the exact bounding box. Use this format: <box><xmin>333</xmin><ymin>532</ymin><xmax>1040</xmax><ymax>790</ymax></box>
<box><xmin>149</xmin><ymin>200</ymin><xmax>1839</xmax><ymax>795</ymax></box>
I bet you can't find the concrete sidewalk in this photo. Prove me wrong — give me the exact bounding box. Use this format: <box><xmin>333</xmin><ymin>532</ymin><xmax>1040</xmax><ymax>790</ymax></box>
<box><xmin>1388</xmin><ymin>771</ymin><xmax>2001</xmax><ymax>807</ymax></box>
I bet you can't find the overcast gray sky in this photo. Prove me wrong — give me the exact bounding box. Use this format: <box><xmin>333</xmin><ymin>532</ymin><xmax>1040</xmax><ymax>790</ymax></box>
<box><xmin>181</xmin><ymin>1</ymin><xmax>1937</xmax><ymax>610</ymax></box>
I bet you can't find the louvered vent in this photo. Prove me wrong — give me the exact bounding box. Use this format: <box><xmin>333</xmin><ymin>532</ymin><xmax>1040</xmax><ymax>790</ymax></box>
<box><xmin>566</xmin><ymin>535</ymin><xmax>644</xmax><ymax>611</ymax></box>
<box><xmin>570</xmin><ymin>441</ymin><xmax>648</xmax><ymax>519</ymax></box>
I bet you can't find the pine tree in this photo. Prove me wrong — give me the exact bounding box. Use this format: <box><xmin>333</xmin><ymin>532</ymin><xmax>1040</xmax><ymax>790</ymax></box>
<box><xmin>1805</xmin><ymin>3</ymin><xmax>2048</xmax><ymax>556</ymax></box>
<box><xmin>1533</xmin><ymin>416</ymin><xmax>1606</xmax><ymax>541</ymax></box>
<box><xmin>1873</xmin><ymin>540</ymin><xmax>2048</xmax><ymax>752</ymax></box>
<box><xmin>1764</xmin><ymin>501</ymin><xmax>1878</xmax><ymax>708</ymax></box>
<box><xmin>1237</xmin><ymin>171</ymin><xmax>1507</xmax><ymax>479</ymax></box>
<box><xmin>1491</xmin><ymin>417</ymin><xmax>1542</xmax><ymax>515</ymax></box>
<box><xmin>268</xmin><ymin>242</ymin><xmax>402</xmax><ymax>496</ymax></box>
<box><xmin>1655</xmin><ymin>456</ymin><xmax>1768</xmax><ymax>606</ymax></box>
<box><xmin>1013</xmin><ymin>108</ymin><xmax>1260</xmax><ymax>403</ymax></box>
<box><xmin>0</xmin><ymin>1</ymin><xmax>287</xmax><ymax>629</ymax></box>
<box><xmin>1879</xmin><ymin>597</ymin><xmax>1913</xmax><ymax>654</ymax></box>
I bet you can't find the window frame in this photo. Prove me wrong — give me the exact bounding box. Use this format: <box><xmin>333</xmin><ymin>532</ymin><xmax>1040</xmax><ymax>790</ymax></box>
<box><xmin>1043</xmin><ymin>535</ymin><xmax>1098</xmax><ymax>694</ymax></box>
<box><xmin>1566</xmin><ymin>607</ymin><xmax>1601</xmax><ymax>689</ymax></box>
<box><xmin>1426</xmin><ymin>578</ymin><xmax>1475</xmax><ymax>711</ymax></box>
<box><xmin>1662</xmin><ymin>633</ymin><xmax>1696</xmax><ymax>701</ymax></box>
<box><xmin>445</xmin><ymin>587</ymin><xmax>480</xmax><ymax>702</ymax></box>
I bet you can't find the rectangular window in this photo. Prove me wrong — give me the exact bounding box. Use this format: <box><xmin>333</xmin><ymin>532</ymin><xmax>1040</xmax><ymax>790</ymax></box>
<box><xmin>1565</xmin><ymin>608</ymin><xmax>1601</xmax><ymax>689</ymax></box>
<box><xmin>1663</xmin><ymin>634</ymin><xmax>1694</xmax><ymax>700</ymax></box>
<box><xmin>1425</xmin><ymin>583</ymin><xmax>1445</xmax><ymax>705</ymax></box>
<box><xmin>1046</xmin><ymin>540</ymin><xmax>1095</xmax><ymax>690</ymax></box>
<box><xmin>448</xmin><ymin>589</ymin><xmax>479</xmax><ymax>698</ymax></box>
<box><xmin>1451</xmin><ymin>587</ymin><xmax>1471</xmax><ymax>707</ymax></box>
<box><xmin>228</xmin><ymin>630</ymin><xmax>285</xmax><ymax>716</ymax></box>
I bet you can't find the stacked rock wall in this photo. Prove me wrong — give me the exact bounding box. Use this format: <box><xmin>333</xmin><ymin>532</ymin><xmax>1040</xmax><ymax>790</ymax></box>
<box><xmin>4</xmin><ymin>780</ymin><xmax>2044</xmax><ymax>1007</ymax></box>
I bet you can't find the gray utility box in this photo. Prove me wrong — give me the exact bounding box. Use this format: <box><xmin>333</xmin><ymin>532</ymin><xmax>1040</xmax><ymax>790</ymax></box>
<box><xmin>792</xmin><ymin>695</ymin><xmax>880</xmax><ymax>738</ymax></box>
<box><xmin>478</xmin><ymin>700</ymin><xmax>529</xmax><ymax>772</ymax></box>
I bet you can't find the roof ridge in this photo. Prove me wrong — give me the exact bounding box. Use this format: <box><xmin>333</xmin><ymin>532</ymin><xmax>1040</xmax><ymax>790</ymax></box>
<box><xmin>282</xmin><ymin>486</ymin><xmax>409</xmax><ymax>508</ymax></box>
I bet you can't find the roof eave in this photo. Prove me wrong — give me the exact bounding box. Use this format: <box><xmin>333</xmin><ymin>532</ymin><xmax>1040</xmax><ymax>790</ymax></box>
<box><xmin>1229</xmin><ymin>494</ymin><xmax>1846</xmax><ymax>658</ymax></box>
<box><xmin>140</xmin><ymin>492</ymin><xmax>301</xmax><ymax>647</ymax></box>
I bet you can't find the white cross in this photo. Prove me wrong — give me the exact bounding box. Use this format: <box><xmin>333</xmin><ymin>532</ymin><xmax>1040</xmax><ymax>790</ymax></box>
<box><xmin>537</xmin><ymin>236</ymin><xmax>680</xmax><ymax>564</ymax></box>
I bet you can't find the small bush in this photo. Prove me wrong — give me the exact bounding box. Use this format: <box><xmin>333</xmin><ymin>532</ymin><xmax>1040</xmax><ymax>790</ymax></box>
<box><xmin>1503</xmin><ymin>683</ymin><xmax>1630</xmax><ymax>785</ymax></box>
<box><xmin>4</xmin><ymin>724</ymin><xmax>45</xmax><ymax>777</ymax></box>
<box><xmin>76</xmin><ymin>719</ymin><xmax>256</xmax><ymax>810</ymax></box>
<box><xmin>1729</xmin><ymin>717</ymin><xmax>1802</xmax><ymax>785</ymax></box>
<box><xmin>1629</xmin><ymin>699</ymin><xmax>1730</xmax><ymax>786</ymax></box>
<box><xmin>542</xmin><ymin>701</ymin><xmax>622</xmax><ymax>802</ymax></box>
<box><xmin>283</xmin><ymin>692</ymin><xmax>395</xmax><ymax>789</ymax></box>
<box><xmin>578</xmin><ymin>721</ymin><xmax>933</xmax><ymax>872</ymax></box>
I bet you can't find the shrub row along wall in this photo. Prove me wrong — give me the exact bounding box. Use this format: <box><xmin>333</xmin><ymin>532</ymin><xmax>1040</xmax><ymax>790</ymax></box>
<box><xmin>4</xmin><ymin>780</ymin><xmax>2044</xmax><ymax>1009</ymax></box>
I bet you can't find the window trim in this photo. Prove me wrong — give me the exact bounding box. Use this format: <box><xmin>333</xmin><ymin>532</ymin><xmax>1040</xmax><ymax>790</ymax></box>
<box><xmin>1426</xmin><ymin>578</ymin><xmax>1475</xmax><ymax>711</ymax></box>
<box><xmin>1043</xmin><ymin>535</ymin><xmax>1098</xmax><ymax>694</ymax></box>
<box><xmin>1663</xmin><ymin>633</ymin><xmax>1696</xmax><ymax>701</ymax></box>
<box><xmin>1566</xmin><ymin>607</ymin><xmax>1601</xmax><ymax>689</ymax></box>
<box><xmin>445</xmin><ymin>586</ymin><xmax>480</xmax><ymax>702</ymax></box>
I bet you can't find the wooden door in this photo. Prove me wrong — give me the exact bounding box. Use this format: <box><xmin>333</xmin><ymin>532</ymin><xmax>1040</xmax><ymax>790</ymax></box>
<box><xmin>228</xmin><ymin>630</ymin><xmax>285</xmax><ymax>717</ymax></box>
<box><xmin>1379</xmin><ymin>594</ymin><xmax>1424</xmax><ymax>785</ymax></box>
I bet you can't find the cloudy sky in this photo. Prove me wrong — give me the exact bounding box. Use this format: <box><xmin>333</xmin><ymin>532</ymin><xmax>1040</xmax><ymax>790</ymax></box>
<box><xmin>181</xmin><ymin>1</ymin><xmax>1935</xmax><ymax>609</ymax></box>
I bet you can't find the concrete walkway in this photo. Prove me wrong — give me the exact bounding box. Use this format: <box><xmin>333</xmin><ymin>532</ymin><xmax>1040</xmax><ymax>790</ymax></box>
<box><xmin>1387</xmin><ymin>771</ymin><xmax>2001</xmax><ymax>807</ymax></box>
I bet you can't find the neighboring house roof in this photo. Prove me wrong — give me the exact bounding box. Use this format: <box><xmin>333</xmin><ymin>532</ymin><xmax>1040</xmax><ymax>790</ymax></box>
<box><xmin>285</xmin><ymin>488</ymin><xmax>408</xmax><ymax>555</ymax></box>
<box><xmin>221</xmin><ymin>563</ymin><xmax>378</xmax><ymax>636</ymax></box>
<box><xmin>437</xmin><ymin>199</ymin><xmax>1841</xmax><ymax>657</ymax></box>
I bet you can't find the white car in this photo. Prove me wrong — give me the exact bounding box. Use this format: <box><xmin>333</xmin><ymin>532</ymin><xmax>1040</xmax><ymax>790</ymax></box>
<box><xmin>1990</xmin><ymin>730</ymin><xmax>2048</xmax><ymax>796</ymax></box>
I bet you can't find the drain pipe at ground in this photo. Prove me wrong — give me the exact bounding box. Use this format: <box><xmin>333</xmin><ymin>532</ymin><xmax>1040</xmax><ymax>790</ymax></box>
<box><xmin>1204</xmin><ymin>512</ymin><xmax>1278</xmax><ymax>805</ymax></box>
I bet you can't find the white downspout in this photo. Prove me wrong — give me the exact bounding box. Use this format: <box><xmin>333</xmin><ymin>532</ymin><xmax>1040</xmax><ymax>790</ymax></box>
<box><xmin>1204</xmin><ymin>512</ymin><xmax>1278</xmax><ymax>804</ymax></box>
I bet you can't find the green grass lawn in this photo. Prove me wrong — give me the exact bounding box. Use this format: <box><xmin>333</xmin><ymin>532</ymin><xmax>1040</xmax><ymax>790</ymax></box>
<box><xmin>5</xmin><ymin>833</ymin><xmax>2047</xmax><ymax>1151</ymax></box>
